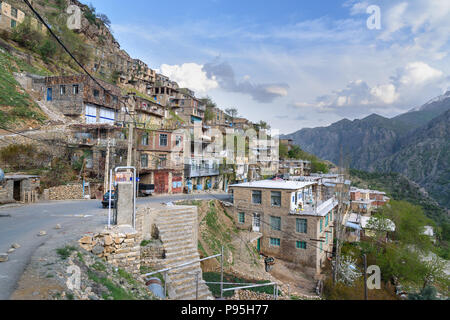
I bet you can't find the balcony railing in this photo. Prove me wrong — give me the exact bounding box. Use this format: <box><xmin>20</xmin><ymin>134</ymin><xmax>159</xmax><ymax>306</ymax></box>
<box><xmin>290</xmin><ymin>197</ymin><xmax>337</xmax><ymax>216</ymax></box>
<box><xmin>185</xmin><ymin>164</ymin><xmax>220</xmax><ymax>178</ymax></box>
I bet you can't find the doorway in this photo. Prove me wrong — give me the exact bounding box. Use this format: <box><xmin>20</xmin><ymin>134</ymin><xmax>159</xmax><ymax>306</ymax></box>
<box><xmin>13</xmin><ymin>180</ymin><xmax>21</xmax><ymax>201</ymax></box>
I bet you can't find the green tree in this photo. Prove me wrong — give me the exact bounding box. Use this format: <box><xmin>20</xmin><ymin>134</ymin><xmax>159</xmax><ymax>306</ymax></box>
<box><xmin>279</xmin><ymin>143</ymin><xmax>289</xmax><ymax>159</ymax></box>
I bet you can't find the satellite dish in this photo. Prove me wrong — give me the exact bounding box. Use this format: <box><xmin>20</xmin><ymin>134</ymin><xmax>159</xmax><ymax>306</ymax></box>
<box><xmin>0</xmin><ymin>169</ymin><xmax>4</xmax><ymax>182</ymax></box>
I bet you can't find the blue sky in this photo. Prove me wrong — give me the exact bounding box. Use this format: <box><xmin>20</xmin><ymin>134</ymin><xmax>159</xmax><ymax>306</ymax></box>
<box><xmin>89</xmin><ymin>0</ymin><xmax>450</xmax><ymax>134</ymax></box>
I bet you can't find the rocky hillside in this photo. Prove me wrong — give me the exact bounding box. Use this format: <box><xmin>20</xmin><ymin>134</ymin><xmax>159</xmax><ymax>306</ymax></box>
<box><xmin>283</xmin><ymin>92</ymin><xmax>450</xmax><ymax>211</ymax></box>
<box><xmin>374</xmin><ymin>110</ymin><xmax>450</xmax><ymax>209</ymax></box>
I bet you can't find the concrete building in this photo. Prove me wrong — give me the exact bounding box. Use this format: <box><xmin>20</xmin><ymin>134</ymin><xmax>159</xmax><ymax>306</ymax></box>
<box><xmin>137</xmin><ymin>129</ymin><xmax>184</xmax><ymax>194</ymax></box>
<box><xmin>229</xmin><ymin>180</ymin><xmax>338</xmax><ymax>275</ymax></box>
<box><xmin>279</xmin><ymin>159</ymin><xmax>312</xmax><ymax>177</ymax></box>
<box><xmin>350</xmin><ymin>187</ymin><xmax>390</xmax><ymax>214</ymax></box>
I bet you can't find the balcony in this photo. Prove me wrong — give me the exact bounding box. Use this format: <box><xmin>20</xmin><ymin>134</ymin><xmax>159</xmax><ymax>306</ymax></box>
<box><xmin>290</xmin><ymin>197</ymin><xmax>338</xmax><ymax>217</ymax></box>
<box><xmin>185</xmin><ymin>164</ymin><xmax>220</xmax><ymax>178</ymax></box>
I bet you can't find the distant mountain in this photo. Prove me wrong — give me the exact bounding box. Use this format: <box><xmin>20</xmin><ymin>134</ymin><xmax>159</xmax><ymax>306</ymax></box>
<box><xmin>283</xmin><ymin>92</ymin><xmax>450</xmax><ymax>210</ymax></box>
<box><xmin>393</xmin><ymin>91</ymin><xmax>450</xmax><ymax>129</ymax></box>
<box><xmin>374</xmin><ymin>109</ymin><xmax>450</xmax><ymax>209</ymax></box>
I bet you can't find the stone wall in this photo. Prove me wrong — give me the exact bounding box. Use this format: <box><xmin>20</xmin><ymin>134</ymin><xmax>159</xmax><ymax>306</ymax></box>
<box><xmin>140</xmin><ymin>240</ymin><xmax>165</xmax><ymax>270</ymax></box>
<box><xmin>47</xmin><ymin>184</ymin><xmax>83</xmax><ymax>200</ymax></box>
<box><xmin>79</xmin><ymin>226</ymin><xmax>141</xmax><ymax>276</ymax></box>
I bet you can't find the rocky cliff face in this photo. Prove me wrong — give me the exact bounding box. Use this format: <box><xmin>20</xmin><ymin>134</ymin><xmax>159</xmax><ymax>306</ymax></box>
<box><xmin>284</xmin><ymin>94</ymin><xmax>450</xmax><ymax>210</ymax></box>
<box><xmin>374</xmin><ymin>110</ymin><xmax>450</xmax><ymax>208</ymax></box>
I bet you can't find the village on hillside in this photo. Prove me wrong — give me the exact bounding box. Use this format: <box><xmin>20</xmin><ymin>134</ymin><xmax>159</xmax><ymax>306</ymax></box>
<box><xmin>0</xmin><ymin>0</ymin><xmax>448</xmax><ymax>303</ymax></box>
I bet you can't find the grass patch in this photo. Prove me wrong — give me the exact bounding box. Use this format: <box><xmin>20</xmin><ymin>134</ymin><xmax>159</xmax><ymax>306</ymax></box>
<box><xmin>140</xmin><ymin>239</ymin><xmax>154</xmax><ymax>247</ymax></box>
<box><xmin>91</xmin><ymin>261</ymin><xmax>107</xmax><ymax>272</ymax></box>
<box><xmin>87</xmin><ymin>270</ymin><xmax>135</xmax><ymax>300</ymax></box>
<box><xmin>203</xmin><ymin>272</ymin><xmax>275</xmax><ymax>298</ymax></box>
<box><xmin>56</xmin><ymin>246</ymin><xmax>77</xmax><ymax>260</ymax></box>
<box><xmin>117</xmin><ymin>268</ymin><xmax>139</xmax><ymax>286</ymax></box>
<box><xmin>0</xmin><ymin>50</ymin><xmax>47</xmax><ymax>126</ymax></box>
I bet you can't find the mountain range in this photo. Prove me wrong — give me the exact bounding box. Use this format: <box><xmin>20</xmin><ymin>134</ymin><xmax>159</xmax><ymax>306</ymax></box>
<box><xmin>283</xmin><ymin>91</ymin><xmax>450</xmax><ymax>211</ymax></box>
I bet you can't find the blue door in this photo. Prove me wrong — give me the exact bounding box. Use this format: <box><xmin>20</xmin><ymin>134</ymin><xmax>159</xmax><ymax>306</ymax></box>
<box><xmin>47</xmin><ymin>88</ymin><xmax>52</xmax><ymax>101</ymax></box>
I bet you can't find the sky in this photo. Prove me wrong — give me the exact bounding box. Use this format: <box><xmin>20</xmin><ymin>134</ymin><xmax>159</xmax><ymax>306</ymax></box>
<box><xmin>88</xmin><ymin>0</ymin><xmax>450</xmax><ymax>134</ymax></box>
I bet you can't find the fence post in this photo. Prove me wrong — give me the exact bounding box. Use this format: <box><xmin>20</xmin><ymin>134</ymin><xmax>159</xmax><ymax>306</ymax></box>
<box><xmin>196</xmin><ymin>272</ymin><xmax>199</xmax><ymax>300</ymax></box>
<box><xmin>164</xmin><ymin>271</ymin><xmax>167</xmax><ymax>299</ymax></box>
<box><xmin>220</xmin><ymin>246</ymin><xmax>224</xmax><ymax>299</ymax></box>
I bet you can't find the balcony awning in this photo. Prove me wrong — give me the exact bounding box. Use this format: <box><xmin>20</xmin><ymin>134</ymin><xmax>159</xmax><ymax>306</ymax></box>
<box><xmin>346</xmin><ymin>222</ymin><xmax>362</xmax><ymax>230</ymax></box>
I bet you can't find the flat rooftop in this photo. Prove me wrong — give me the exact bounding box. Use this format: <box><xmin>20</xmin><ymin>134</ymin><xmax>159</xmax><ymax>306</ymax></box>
<box><xmin>229</xmin><ymin>180</ymin><xmax>315</xmax><ymax>190</ymax></box>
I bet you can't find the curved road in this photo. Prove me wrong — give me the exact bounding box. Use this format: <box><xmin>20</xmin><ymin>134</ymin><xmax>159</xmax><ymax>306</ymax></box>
<box><xmin>0</xmin><ymin>193</ymin><xmax>231</xmax><ymax>300</ymax></box>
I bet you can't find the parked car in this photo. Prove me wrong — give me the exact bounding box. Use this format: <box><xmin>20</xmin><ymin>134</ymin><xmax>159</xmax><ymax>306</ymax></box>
<box><xmin>138</xmin><ymin>184</ymin><xmax>155</xmax><ymax>197</ymax></box>
<box><xmin>102</xmin><ymin>191</ymin><xmax>117</xmax><ymax>208</ymax></box>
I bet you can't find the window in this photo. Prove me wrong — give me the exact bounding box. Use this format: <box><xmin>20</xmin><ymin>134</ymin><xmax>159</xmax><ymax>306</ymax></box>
<box><xmin>252</xmin><ymin>190</ymin><xmax>262</xmax><ymax>204</ymax></box>
<box><xmin>320</xmin><ymin>219</ymin><xmax>323</xmax><ymax>232</ymax></box>
<box><xmin>140</xmin><ymin>154</ymin><xmax>148</xmax><ymax>168</ymax></box>
<box><xmin>93</xmin><ymin>89</ymin><xmax>100</xmax><ymax>98</ymax></box>
<box><xmin>159</xmin><ymin>134</ymin><xmax>168</xmax><ymax>146</ymax></box>
<box><xmin>296</xmin><ymin>219</ymin><xmax>307</xmax><ymax>234</ymax></box>
<box><xmin>270</xmin><ymin>216</ymin><xmax>281</xmax><ymax>231</ymax></box>
<box><xmin>325</xmin><ymin>213</ymin><xmax>329</xmax><ymax>227</ymax></box>
<box><xmin>60</xmin><ymin>85</ymin><xmax>66</xmax><ymax>95</ymax></box>
<box><xmin>238</xmin><ymin>213</ymin><xmax>245</xmax><ymax>224</ymax></box>
<box><xmin>11</xmin><ymin>7</ymin><xmax>17</xmax><ymax>18</ymax></box>
<box><xmin>270</xmin><ymin>238</ymin><xmax>281</xmax><ymax>247</ymax></box>
<box><xmin>11</xmin><ymin>19</ymin><xmax>16</xmax><ymax>28</ymax></box>
<box><xmin>271</xmin><ymin>191</ymin><xmax>281</xmax><ymax>207</ymax></box>
<box><xmin>141</xmin><ymin>133</ymin><xmax>149</xmax><ymax>146</ymax></box>
<box><xmin>296</xmin><ymin>241</ymin><xmax>307</xmax><ymax>250</ymax></box>
<box><xmin>73</xmin><ymin>85</ymin><xmax>79</xmax><ymax>95</ymax></box>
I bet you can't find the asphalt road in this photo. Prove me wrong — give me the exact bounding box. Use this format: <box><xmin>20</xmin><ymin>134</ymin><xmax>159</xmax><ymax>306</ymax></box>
<box><xmin>0</xmin><ymin>193</ymin><xmax>231</xmax><ymax>300</ymax></box>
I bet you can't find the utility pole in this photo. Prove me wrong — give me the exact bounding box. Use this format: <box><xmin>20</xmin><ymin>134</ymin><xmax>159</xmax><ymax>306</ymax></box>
<box><xmin>333</xmin><ymin>148</ymin><xmax>349</xmax><ymax>285</ymax></box>
<box><xmin>126</xmin><ymin>93</ymin><xmax>136</xmax><ymax>168</ymax></box>
<box><xmin>104</xmin><ymin>132</ymin><xmax>111</xmax><ymax>192</ymax></box>
<box><xmin>363</xmin><ymin>254</ymin><xmax>368</xmax><ymax>300</ymax></box>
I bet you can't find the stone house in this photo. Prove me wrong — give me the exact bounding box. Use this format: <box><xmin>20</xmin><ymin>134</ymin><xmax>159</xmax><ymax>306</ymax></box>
<box><xmin>0</xmin><ymin>174</ymin><xmax>40</xmax><ymax>204</ymax></box>
<box><xmin>35</xmin><ymin>75</ymin><xmax>122</xmax><ymax>124</ymax></box>
<box><xmin>0</xmin><ymin>1</ymin><xmax>45</xmax><ymax>33</ymax></box>
<box><xmin>137</xmin><ymin>129</ymin><xmax>184</xmax><ymax>194</ymax></box>
<box><xmin>279</xmin><ymin>159</ymin><xmax>312</xmax><ymax>177</ymax></box>
<box><xmin>229</xmin><ymin>180</ymin><xmax>338</xmax><ymax>275</ymax></box>
<box><xmin>67</xmin><ymin>123</ymin><xmax>128</xmax><ymax>180</ymax></box>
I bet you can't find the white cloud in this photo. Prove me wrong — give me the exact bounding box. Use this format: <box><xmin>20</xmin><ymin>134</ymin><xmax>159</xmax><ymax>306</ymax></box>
<box><xmin>159</xmin><ymin>63</ymin><xmax>219</xmax><ymax>93</ymax></box>
<box><xmin>396</xmin><ymin>62</ymin><xmax>443</xmax><ymax>86</ymax></box>
<box><xmin>370</xmin><ymin>84</ymin><xmax>398</xmax><ymax>104</ymax></box>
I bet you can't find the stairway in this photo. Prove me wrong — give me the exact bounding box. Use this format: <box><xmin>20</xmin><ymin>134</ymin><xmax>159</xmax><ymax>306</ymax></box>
<box><xmin>155</xmin><ymin>206</ymin><xmax>213</xmax><ymax>300</ymax></box>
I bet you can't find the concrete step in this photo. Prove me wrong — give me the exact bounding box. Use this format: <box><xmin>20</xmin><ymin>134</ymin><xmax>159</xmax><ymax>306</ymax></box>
<box><xmin>156</xmin><ymin>218</ymin><xmax>197</xmax><ymax>228</ymax></box>
<box><xmin>167</xmin><ymin>264</ymin><xmax>199</xmax><ymax>277</ymax></box>
<box><xmin>174</xmin><ymin>285</ymin><xmax>211</xmax><ymax>300</ymax></box>
<box><xmin>160</xmin><ymin>233</ymin><xmax>195</xmax><ymax>243</ymax></box>
<box><xmin>158</xmin><ymin>211</ymin><xmax>196</xmax><ymax>218</ymax></box>
<box><xmin>163</xmin><ymin>243</ymin><xmax>196</xmax><ymax>253</ymax></box>
<box><xmin>165</xmin><ymin>247</ymin><xmax>198</xmax><ymax>258</ymax></box>
<box><xmin>174</xmin><ymin>279</ymin><xmax>207</xmax><ymax>295</ymax></box>
<box><xmin>158</xmin><ymin>225</ymin><xmax>196</xmax><ymax>235</ymax></box>
<box><xmin>166</xmin><ymin>259</ymin><xmax>202</xmax><ymax>273</ymax></box>
<box><xmin>164</xmin><ymin>252</ymin><xmax>200</xmax><ymax>266</ymax></box>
